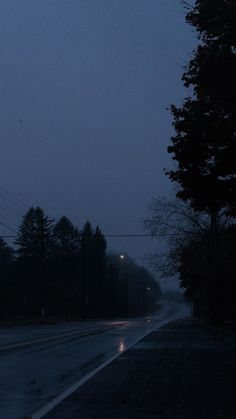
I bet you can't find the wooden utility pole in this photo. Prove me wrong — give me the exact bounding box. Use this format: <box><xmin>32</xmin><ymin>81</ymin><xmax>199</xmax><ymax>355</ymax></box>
<box><xmin>80</xmin><ymin>235</ymin><xmax>86</xmax><ymax>321</ymax></box>
<box><xmin>40</xmin><ymin>218</ymin><xmax>46</xmax><ymax>323</ymax></box>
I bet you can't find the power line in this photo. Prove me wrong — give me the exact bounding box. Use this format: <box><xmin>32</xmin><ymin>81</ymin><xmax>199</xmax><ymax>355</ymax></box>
<box><xmin>0</xmin><ymin>233</ymin><xmax>182</xmax><ymax>239</ymax></box>
<box><xmin>0</xmin><ymin>192</ymin><xmax>28</xmax><ymax>212</ymax></box>
<box><xmin>0</xmin><ymin>221</ymin><xmax>18</xmax><ymax>234</ymax></box>
<box><xmin>0</xmin><ymin>186</ymin><xmax>64</xmax><ymax>220</ymax></box>
<box><xmin>105</xmin><ymin>234</ymin><xmax>183</xmax><ymax>238</ymax></box>
<box><xmin>0</xmin><ymin>234</ymin><xmax>154</xmax><ymax>239</ymax></box>
<box><xmin>0</xmin><ymin>205</ymin><xmax>23</xmax><ymax>218</ymax></box>
<box><xmin>0</xmin><ymin>186</ymin><xmax>29</xmax><ymax>210</ymax></box>
<box><xmin>105</xmin><ymin>234</ymin><xmax>152</xmax><ymax>237</ymax></box>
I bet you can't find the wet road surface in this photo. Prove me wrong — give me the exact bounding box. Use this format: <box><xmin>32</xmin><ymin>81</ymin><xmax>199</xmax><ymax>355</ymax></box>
<box><xmin>44</xmin><ymin>318</ymin><xmax>236</xmax><ymax>419</ymax></box>
<box><xmin>0</xmin><ymin>301</ymin><xmax>190</xmax><ymax>418</ymax></box>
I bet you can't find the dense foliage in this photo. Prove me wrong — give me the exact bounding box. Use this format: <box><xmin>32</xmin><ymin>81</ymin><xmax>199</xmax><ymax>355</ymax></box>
<box><xmin>145</xmin><ymin>198</ymin><xmax>236</xmax><ymax>323</ymax></box>
<box><xmin>0</xmin><ymin>207</ymin><xmax>161</xmax><ymax>321</ymax></box>
<box><xmin>161</xmin><ymin>0</ymin><xmax>236</xmax><ymax>323</ymax></box>
<box><xmin>167</xmin><ymin>0</ymin><xmax>236</xmax><ymax>216</ymax></box>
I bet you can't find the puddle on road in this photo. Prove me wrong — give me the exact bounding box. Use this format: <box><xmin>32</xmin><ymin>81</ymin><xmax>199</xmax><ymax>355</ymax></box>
<box><xmin>118</xmin><ymin>338</ymin><xmax>126</xmax><ymax>353</ymax></box>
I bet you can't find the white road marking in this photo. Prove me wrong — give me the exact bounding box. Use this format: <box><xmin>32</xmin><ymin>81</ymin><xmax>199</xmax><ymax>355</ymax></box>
<box><xmin>26</xmin><ymin>317</ymin><xmax>175</xmax><ymax>419</ymax></box>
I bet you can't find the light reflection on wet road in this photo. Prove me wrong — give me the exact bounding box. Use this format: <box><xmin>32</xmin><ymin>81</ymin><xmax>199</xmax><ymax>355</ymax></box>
<box><xmin>0</xmin><ymin>300</ymin><xmax>190</xmax><ymax>419</ymax></box>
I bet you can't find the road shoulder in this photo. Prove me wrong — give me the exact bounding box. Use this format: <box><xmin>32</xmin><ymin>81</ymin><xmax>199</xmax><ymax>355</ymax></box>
<box><xmin>40</xmin><ymin>318</ymin><xmax>236</xmax><ymax>419</ymax></box>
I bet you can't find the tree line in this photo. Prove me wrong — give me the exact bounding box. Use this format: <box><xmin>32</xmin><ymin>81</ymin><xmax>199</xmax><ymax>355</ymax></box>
<box><xmin>146</xmin><ymin>0</ymin><xmax>236</xmax><ymax>324</ymax></box>
<box><xmin>0</xmin><ymin>207</ymin><xmax>161</xmax><ymax>321</ymax></box>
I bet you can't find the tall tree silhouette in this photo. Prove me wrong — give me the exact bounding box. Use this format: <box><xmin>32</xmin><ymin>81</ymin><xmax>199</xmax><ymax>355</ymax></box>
<box><xmin>80</xmin><ymin>221</ymin><xmax>94</xmax><ymax>319</ymax></box>
<box><xmin>0</xmin><ymin>238</ymin><xmax>13</xmax><ymax>266</ymax></box>
<box><xmin>49</xmin><ymin>216</ymin><xmax>81</xmax><ymax>316</ymax></box>
<box><xmin>91</xmin><ymin>226</ymin><xmax>107</xmax><ymax>315</ymax></box>
<box><xmin>93</xmin><ymin>226</ymin><xmax>107</xmax><ymax>269</ymax></box>
<box><xmin>165</xmin><ymin>1</ymin><xmax>236</xmax><ymax>323</ymax></box>
<box><xmin>15</xmin><ymin>207</ymin><xmax>54</xmax><ymax>319</ymax></box>
<box><xmin>80</xmin><ymin>222</ymin><xmax>107</xmax><ymax>317</ymax></box>
<box><xmin>53</xmin><ymin>216</ymin><xmax>80</xmax><ymax>259</ymax></box>
<box><xmin>0</xmin><ymin>239</ymin><xmax>14</xmax><ymax>317</ymax></box>
<box><xmin>16</xmin><ymin>207</ymin><xmax>54</xmax><ymax>260</ymax></box>
<box><xmin>167</xmin><ymin>0</ymin><xmax>236</xmax><ymax>218</ymax></box>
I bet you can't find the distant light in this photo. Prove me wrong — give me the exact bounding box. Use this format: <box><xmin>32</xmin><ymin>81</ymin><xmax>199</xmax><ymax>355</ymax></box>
<box><xmin>120</xmin><ymin>254</ymin><xmax>125</xmax><ymax>260</ymax></box>
<box><xmin>147</xmin><ymin>287</ymin><xmax>150</xmax><ymax>291</ymax></box>
<box><xmin>118</xmin><ymin>339</ymin><xmax>125</xmax><ymax>353</ymax></box>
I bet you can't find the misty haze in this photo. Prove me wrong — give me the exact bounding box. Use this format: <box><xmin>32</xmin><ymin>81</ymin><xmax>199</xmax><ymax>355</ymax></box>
<box><xmin>0</xmin><ymin>1</ymin><xmax>236</xmax><ymax>418</ymax></box>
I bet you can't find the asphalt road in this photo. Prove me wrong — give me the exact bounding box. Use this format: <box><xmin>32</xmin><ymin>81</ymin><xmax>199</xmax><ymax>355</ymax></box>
<box><xmin>44</xmin><ymin>317</ymin><xmax>236</xmax><ymax>419</ymax></box>
<box><xmin>0</xmin><ymin>301</ymin><xmax>190</xmax><ymax>419</ymax></box>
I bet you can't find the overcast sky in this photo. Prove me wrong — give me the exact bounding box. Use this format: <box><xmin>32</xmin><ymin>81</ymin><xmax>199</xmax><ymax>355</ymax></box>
<box><xmin>0</xmin><ymin>0</ymin><xmax>195</xmax><ymax>289</ymax></box>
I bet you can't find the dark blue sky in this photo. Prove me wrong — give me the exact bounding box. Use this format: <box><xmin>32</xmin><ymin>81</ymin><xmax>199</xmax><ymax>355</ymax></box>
<box><xmin>0</xmin><ymin>0</ymin><xmax>195</xmax><ymax>288</ymax></box>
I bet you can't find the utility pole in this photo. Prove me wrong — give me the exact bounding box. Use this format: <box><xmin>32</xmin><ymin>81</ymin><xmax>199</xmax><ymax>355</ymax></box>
<box><xmin>137</xmin><ymin>280</ymin><xmax>141</xmax><ymax>315</ymax></box>
<box><xmin>40</xmin><ymin>218</ymin><xmax>46</xmax><ymax>323</ymax></box>
<box><xmin>80</xmin><ymin>235</ymin><xmax>86</xmax><ymax>321</ymax></box>
<box><xmin>40</xmin><ymin>216</ymin><xmax>53</xmax><ymax>323</ymax></box>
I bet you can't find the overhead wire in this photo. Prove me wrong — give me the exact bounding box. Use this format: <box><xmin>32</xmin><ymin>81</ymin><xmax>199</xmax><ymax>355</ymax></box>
<box><xmin>0</xmin><ymin>233</ymin><xmax>184</xmax><ymax>239</ymax></box>
<box><xmin>0</xmin><ymin>186</ymin><xmax>29</xmax><ymax>210</ymax></box>
<box><xmin>0</xmin><ymin>186</ymin><xmax>57</xmax><ymax>219</ymax></box>
<box><xmin>0</xmin><ymin>189</ymin><xmax>180</xmax><ymax>240</ymax></box>
<box><xmin>0</xmin><ymin>221</ymin><xmax>18</xmax><ymax>234</ymax></box>
<box><xmin>0</xmin><ymin>192</ymin><xmax>28</xmax><ymax>212</ymax></box>
<box><xmin>0</xmin><ymin>205</ymin><xmax>23</xmax><ymax>218</ymax></box>
<box><xmin>105</xmin><ymin>234</ymin><xmax>153</xmax><ymax>237</ymax></box>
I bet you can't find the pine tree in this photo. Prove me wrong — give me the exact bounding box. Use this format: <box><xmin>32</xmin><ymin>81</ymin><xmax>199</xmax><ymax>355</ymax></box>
<box><xmin>93</xmin><ymin>226</ymin><xmax>107</xmax><ymax>266</ymax></box>
<box><xmin>53</xmin><ymin>216</ymin><xmax>80</xmax><ymax>258</ymax></box>
<box><xmin>0</xmin><ymin>239</ymin><xmax>14</xmax><ymax>317</ymax></box>
<box><xmin>80</xmin><ymin>222</ymin><xmax>107</xmax><ymax>317</ymax></box>
<box><xmin>0</xmin><ymin>238</ymin><xmax>13</xmax><ymax>267</ymax></box>
<box><xmin>16</xmin><ymin>207</ymin><xmax>54</xmax><ymax>260</ymax></box>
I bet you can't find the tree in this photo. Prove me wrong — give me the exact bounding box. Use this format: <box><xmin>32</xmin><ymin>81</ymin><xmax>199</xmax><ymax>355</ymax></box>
<box><xmin>53</xmin><ymin>216</ymin><xmax>80</xmax><ymax>259</ymax></box>
<box><xmin>167</xmin><ymin>0</ymin><xmax>236</xmax><ymax>218</ymax></box>
<box><xmin>81</xmin><ymin>221</ymin><xmax>94</xmax><ymax>249</ymax></box>
<box><xmin>15</xmin><ymin>207</ymin><xmax>54</xmax><ymax>319</ymax></box>
<box><xmin>144</xmin><ymin>197</ymin><xmax>209</xmax><ymax>277</ymax></box>
<box><xmin>0</xmin><ymin>239</ymin><xmax>14</xmax><ymax>317</ymax></box>
<box><xmin>92</xmin><ymin>226</ymin><xmax>107</xmax><ymax>270</ymax></box>
<box><xmin>0</xmin><ymin>238</ymin><xmax>14</xmax><ymax>267</ymax></box>
<box><xmin>15</xmin><ymin>207</ymin><xmax>54</xmax><ymax>260</ymax></box>
<box><xmin>144</xmin><ymin>196</ymin><xmax>236</xmax><ymax>322</ymax></box>
<box><xmin>47</xmin><ymin>216</ymin><xmax>81</xmax><ymax>317</ymax></box>
<box><xmin>106</xmin><ymin>252</ymin><xmax>162</xmax><ymax>316</ymax></box>
<box><xmin>90</xmin><ymin>226</ymin><xmax>107</xmax><ymax>314</ymax></box>
<box><xmin>80</xmin><ymin>222</ymin><xmax>107</xmax><ymax>317</ymax></box>
<box><xmin>165</xmin><ymin>1</ymin><xmax>236</xmax><ymax>323</ymax></box>
<box><xmin>144</xmin><ymin>198</ymin><xmax>209</xmax><ymax>314</ymax></box>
